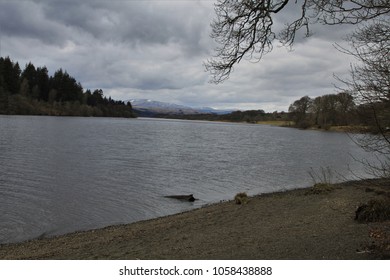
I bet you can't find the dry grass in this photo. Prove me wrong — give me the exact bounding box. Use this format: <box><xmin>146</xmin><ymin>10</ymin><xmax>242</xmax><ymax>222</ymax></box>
<box><xmin>367</xmin><ymin>221</ymin><xmax>390</xmax><ymax>259</ymax></box>
<box><xmin>255</xmin><ymin>120</ymin><xmax>294</xmax><ymax>127</ymax></box>
<box><xmin>305</xmin><ymin>183</ymin><xmax>336</xmax><ymax>195</ymax></box>
<box><xmin>234</xmin><ymin>192</ymin><xmax>248</xmax><ymax>204</ymax></box>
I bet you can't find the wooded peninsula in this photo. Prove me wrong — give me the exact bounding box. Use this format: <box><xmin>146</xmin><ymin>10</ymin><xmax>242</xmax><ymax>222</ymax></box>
<box><xmin>0</xmin><ymin>57</ymin><xmax>135</xmax><ymax>118</ymax></box>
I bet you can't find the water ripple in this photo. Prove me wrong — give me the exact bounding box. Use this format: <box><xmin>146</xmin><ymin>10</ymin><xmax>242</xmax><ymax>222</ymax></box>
<box><xmin>0</xmin><ymin>116</ymin><xmax>375</xmax><ymax>244</ymax></box>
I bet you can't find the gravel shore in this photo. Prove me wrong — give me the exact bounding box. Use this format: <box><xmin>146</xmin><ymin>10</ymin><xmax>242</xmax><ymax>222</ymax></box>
<box><xmin>1</xmin><ymin>179</ymin><xmax>389</xmax><ymax>260</ymax></box>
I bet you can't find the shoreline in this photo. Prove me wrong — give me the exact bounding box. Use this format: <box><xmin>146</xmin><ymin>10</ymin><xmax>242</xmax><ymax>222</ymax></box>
<box><xmin>1</xmin><ymin>115</ymin><xmax>367</xmax><ymax>134</ymax></box>
<box><xmin>1</xmin><ymin>178</ymin><xmax>389</xmax><ymax>260</ymax></box>
<box><xmin>254</xmin><ymin>120</ymin><xmax>370</xmax><ymax>133</ymax></box>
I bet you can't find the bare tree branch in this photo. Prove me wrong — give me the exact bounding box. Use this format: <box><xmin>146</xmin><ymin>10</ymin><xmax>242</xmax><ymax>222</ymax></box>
<box><xmin>335</xmin><ymin>20</ymin><xmax>390</xmax><ymax>177</ymax></box>
<box><xmin>206</xmin><ymin>0</ymin><xmax>390</xmax><ymax>83</ymax></box>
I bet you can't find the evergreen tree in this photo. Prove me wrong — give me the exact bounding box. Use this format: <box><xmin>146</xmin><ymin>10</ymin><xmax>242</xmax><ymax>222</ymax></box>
<box><xmin>0</xmin><ymin>86</ymin><xmax>9</xmax><ymax>114</ymax></box>
<box><xmin>36</xmin><ymin>66</ymin><xmax>50</xmax><ymax>101</ymax></box>
<box><xmin>2</xmin><ymin>57</ymin><xmax>21</xmax><ymax>94</ymax></box>
<box><xmin>21</xmin><ymin>62</ymin><xmax>37</xmax><ymax>96</ymax></box>
<box><xmin>19</xmin><ymin>78</ymin><xmax>30</xmax><ymax>97</ymax></box>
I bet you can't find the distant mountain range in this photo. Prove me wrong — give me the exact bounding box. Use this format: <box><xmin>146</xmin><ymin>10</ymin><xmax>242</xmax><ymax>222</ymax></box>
<box><xmin>127</xmin><ymin>99</ymin><xmax>234</xmax><ymax>117</ymax></box>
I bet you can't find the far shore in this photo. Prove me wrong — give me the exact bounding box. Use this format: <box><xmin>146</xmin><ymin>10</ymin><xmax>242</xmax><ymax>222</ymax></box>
<box><xmin>254</xmin><ymin>120</ymin><xmax>371</xmax><ymax>133</ymax></box>
<box><xmin>1</xmin><ymin>178</ymin><xmax>389</xmax><ymax>260</ymax></box>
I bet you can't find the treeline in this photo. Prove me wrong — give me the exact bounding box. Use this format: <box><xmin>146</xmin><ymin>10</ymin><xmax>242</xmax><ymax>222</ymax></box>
<box><xmin>288</xmin><ymin>92</ymin><xmax>356</xmax><ymax>129</ymax></box>
<box><xmin>288</xmin><ymin>92</ymin><xmax>390</xmax><ymax>132</ymax></box>
<box><xmin>152</xmin><ymin>109</ymin><xmax>291</xmax><ymax>124</ymax></box>
<box><xmin>0</xmin><ymin>56</ymin><xmax>135</xmax><ymax>118</ymax></box>
<box><xmin>156</xmin><ymin>92</ymin><xmax>376</xmax><ymax>130</ymax></box>
<box><xmin>218</xmin><ymin>110</ymin><xmax>290</xmax><ymax>123</ymax></box>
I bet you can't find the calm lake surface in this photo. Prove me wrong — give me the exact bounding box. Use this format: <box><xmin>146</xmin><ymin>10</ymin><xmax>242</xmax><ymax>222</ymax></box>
<box><xmin>0</xmin><ymin>115</ymin><xmax>375</xmax><ymax>244</ymax></box>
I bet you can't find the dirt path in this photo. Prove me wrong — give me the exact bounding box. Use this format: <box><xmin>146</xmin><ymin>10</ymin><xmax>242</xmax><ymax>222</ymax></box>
<box><xmin>1</xmin><ymin>179</ymin><xmax>389</xmax><ymax>259</ymax></box>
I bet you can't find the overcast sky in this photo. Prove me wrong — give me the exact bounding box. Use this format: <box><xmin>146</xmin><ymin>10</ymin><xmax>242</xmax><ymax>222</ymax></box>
<box><xmin>0</xmin><ymin>0</ymin><xmax>357</xmax><ymax>111</ymax></box>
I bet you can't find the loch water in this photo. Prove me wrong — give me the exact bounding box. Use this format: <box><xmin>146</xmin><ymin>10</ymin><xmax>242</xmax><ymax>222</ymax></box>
<box><xmin>0</xmin><ymin>115</ymin><xmax>375</xmax><ymax>244</ymax></box>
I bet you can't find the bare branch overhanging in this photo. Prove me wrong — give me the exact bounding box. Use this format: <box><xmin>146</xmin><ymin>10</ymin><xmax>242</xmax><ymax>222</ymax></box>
<box><xmin>205</xmin><ymin>0</ymin><xmax>390</xmax><ymax>83</ymax></box>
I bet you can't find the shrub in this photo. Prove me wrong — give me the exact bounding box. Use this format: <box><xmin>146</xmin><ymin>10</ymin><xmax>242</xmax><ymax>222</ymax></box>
<box><xmin>234</xmin><ymin>192</ymin><xmax>248</xmax><ymax>205</ymax></box>
<box><xmin>305</xmin><ymin>183</ymin><xmax>335</xmax><ymax>195</ymax></box>
<box><xmin>355</xmin><ymin>199</ymin><xmax>390</xmax><ymax>223</ymax></box>
<box><xmin>308</xmin><ymin>166</ymin><xmax>334</xmax><ymax>186</ymax></box>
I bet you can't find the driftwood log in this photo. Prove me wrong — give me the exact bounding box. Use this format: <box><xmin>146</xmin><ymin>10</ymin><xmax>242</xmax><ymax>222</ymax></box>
<box><xmin>164</xmin><ymin>194</ymin><xmax>197</xmax><ymax>202</ymax></box>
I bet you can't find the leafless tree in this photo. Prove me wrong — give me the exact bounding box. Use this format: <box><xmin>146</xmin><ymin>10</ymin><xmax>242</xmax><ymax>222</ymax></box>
<box><xmin>205</xmin><ymin>0</ymin><xmax>390</xmax><ymax>83</ymax></box>
<box><xmin>288</xmin><ymin>95</ymin><xmax>313</xmax><ymax>127</ymax></box>
<box><xmin>336</xmin><ymin>20</ymin><xmax>390</xmax><ymax>176</ymax></box>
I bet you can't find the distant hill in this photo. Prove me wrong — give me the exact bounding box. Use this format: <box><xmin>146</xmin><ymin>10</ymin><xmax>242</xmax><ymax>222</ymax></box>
<box><xmin>127</xmin><ymin>99</ymin><xmax>234</xmax><ymax>117</ymax></box>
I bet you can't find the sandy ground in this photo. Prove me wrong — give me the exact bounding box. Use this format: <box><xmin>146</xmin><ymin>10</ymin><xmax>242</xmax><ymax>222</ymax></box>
<box><xmin>0</xmin><ymin>179</ymin><xmax>389</xmax><ymax>260</ymax></box>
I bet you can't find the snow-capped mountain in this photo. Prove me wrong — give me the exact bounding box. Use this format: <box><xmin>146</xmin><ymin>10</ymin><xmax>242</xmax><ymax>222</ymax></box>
<box><xmin>129</xmin><ymin>99</ymin><xmax>194</xmax><ymax>111</ymax></box>
<box><xmin>127</xmin><ymin>99</ymin><xmax>234</xmax><ymax>116</ymax></box>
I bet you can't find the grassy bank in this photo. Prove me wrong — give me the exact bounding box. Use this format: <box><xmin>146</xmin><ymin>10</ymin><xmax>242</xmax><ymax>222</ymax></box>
<box><xmin>255</xmin><ymin>120</ymin><xmax>372</xmax><ymax>134</ymax></box>
<box><xmin>255</xmin><ymin>120</ymin><xmax>295</xmax><ymax>127</ymax></box>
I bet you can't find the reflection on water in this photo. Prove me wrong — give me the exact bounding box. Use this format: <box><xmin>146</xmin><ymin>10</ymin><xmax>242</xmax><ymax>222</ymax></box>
<box><xmin>0</xmin><ymin>115</ymin><xmax>374</xmax><ymax>244</ymax></box>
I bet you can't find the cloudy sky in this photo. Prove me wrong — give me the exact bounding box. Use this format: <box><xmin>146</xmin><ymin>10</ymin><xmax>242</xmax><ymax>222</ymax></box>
<box><xmin>0</xmin><ymin>0</ymin><xmax>357</xmax><ymax>111</ymax></box>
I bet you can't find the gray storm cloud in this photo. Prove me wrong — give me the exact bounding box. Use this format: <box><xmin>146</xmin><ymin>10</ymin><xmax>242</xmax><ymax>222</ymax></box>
<box><xmin>0</xmin><ymin>0</ymin><xmax>354</xmax><ymax>111</ymax></box>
